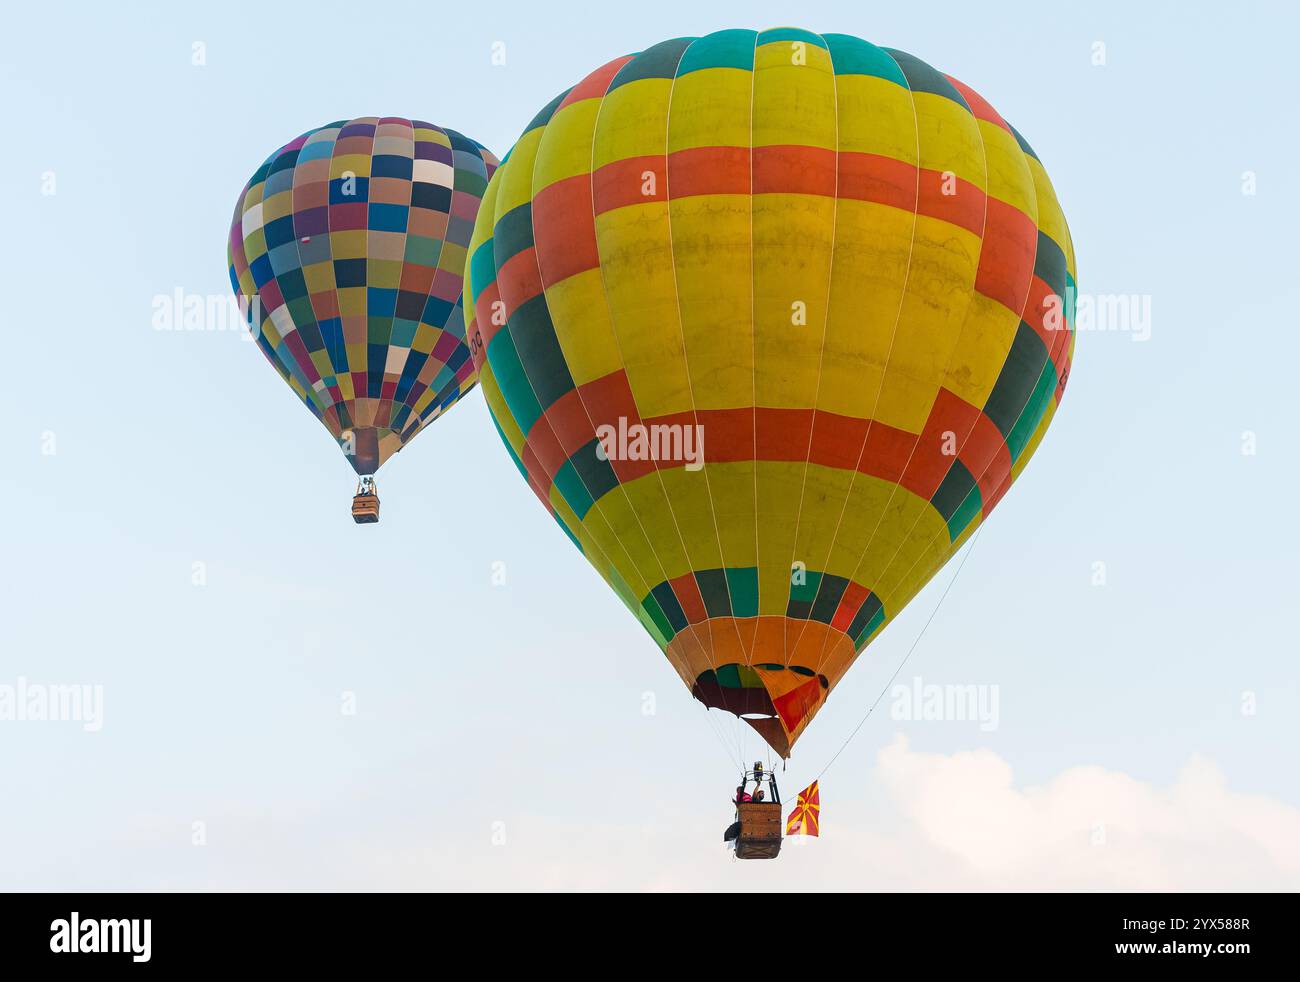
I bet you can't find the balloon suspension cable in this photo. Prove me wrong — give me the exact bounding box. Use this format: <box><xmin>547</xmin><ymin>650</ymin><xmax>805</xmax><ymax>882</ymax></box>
<box><xmin>815</xmin><ymin>523</ymin><xmax>986</xmax><ymax>783</ymax></box>
<box><xmin>700</xmin><ymin>706</ymin><xmax>744</xmax><ymax>774</ymax></box>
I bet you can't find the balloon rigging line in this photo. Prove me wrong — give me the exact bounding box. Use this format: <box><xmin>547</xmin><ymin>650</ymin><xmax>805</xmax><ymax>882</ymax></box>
<box><xmin>703</xmin><ymin>705</ymin><xmax>744</xmax><ymax>772</ymax></box>
<box><xmin>814</xmin><ymin>521</ymin><xmax>985</xmax><ymax>782</ymax></box>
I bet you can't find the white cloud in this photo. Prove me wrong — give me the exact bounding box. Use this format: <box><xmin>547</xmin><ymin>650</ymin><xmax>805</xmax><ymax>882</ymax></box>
<box><xmin>873</xmin><ymin>735</ymin><xmax>1300</xmax><ymax>891</ymax></box>
<box><xmin>315</xmin><ymin>737</ymin><xmax>1300</xmax><ymax>891</ymax></box>
<box><xmin>11</xmin><ymin>736</ymin><xmax>1297</xmax><ymax>891</ymax></box>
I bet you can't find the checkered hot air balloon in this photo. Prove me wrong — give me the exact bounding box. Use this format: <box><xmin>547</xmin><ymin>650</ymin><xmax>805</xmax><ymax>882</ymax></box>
<box><xmin>228</xmin><ymin>118</ymin><xmax>498</xmax><ymax>521</ymax></box>
<box><xmin>465</xmin><ymin>30</ymin><xmax>1075</xmax><ymax>755</ymax></box>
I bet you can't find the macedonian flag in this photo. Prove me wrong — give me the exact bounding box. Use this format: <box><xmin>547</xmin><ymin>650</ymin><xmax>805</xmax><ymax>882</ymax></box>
<box><xmin>785</xmin><ymin>781</ymin><xmax>821</xmax><ymax>837</ymax></box>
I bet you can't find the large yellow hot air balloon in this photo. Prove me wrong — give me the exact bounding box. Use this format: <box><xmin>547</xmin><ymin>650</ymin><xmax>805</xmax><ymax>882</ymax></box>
<box><xmin>466</xmin><ymin>29</ymin><xmax>1076</xmax><ymax>756</ymax></box>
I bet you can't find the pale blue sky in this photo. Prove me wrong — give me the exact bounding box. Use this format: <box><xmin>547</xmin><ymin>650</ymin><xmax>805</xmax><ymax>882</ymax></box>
<box><xmin>1</xmin><ymin>0</ymin><xmax>1296</xmax><ymax>890</ymax></box>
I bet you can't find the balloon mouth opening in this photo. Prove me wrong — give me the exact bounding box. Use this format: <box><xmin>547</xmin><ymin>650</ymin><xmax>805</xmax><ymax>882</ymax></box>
<box><xmin>691</xmin><ymin>663</ymin><xmax>831</xmax><ymax>759</ymax></box>
<box><xmin>340</xmin><ymin>427</ymin><xmax>383</xmax><ymax>475</ymax></box>
<box><xmin>691</xmin><ymin>664</ymin><xmax>829</xmax><ymax>715</ymax></box>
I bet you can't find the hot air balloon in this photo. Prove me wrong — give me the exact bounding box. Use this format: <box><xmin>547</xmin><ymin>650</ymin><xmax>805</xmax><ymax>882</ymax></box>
<box><xmin>466</xmin><ymin>30</ymin><xmax>1075</xmax><ymax>760</ymax></box>
<box><xmin>228</xmin><ymin>117</ymin><xmax>498</xmax><ymax>522</ymax></box>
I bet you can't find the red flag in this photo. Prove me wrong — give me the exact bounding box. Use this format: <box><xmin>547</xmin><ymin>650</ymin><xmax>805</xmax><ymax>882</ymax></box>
<box><xmin>785</xmin><ymin>781</ymin><xmax>820</xmax><ymax>837</ymax></box>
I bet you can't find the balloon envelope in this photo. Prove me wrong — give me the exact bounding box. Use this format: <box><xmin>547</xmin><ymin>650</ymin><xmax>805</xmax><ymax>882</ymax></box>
<box><xmin>229</xmin><ymin>117</ymin><xmax>498</xmax><ymax>474</ymax></box>
<box><xmin>466</xmin><ymin>30</ymin><xmax>1076</xmax><ymax>756</ymax></box>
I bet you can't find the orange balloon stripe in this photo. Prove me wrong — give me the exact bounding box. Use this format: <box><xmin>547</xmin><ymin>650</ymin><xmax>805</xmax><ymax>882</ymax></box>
<box><xmin>517</xmin><ymin>373</ymin><xmax>1030</xmax><ymax>512</ymax></box>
